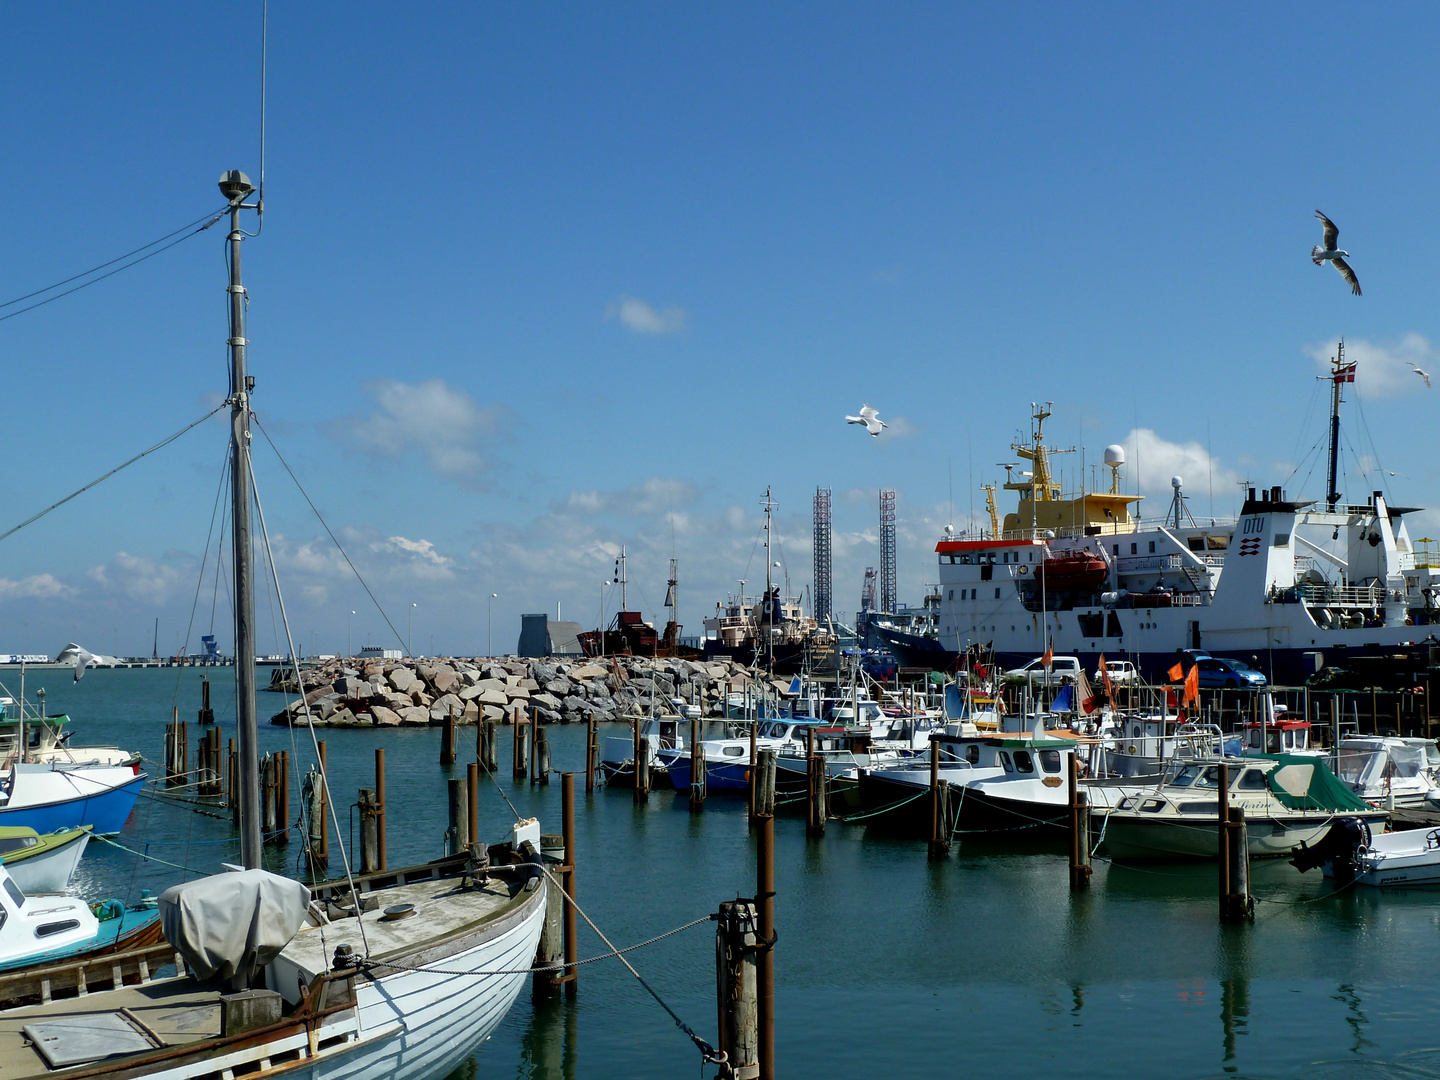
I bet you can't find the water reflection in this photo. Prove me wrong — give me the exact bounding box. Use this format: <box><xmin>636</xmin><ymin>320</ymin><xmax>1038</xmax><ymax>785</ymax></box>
<box><xmin>1332</xmin><ymin>983</ymin><xmax>1374</xmax><ymax>1055</ymax></box>
<box><xmin>1219</xmin><ymin>975</ymin><xmax>1249</xmax><ymax>1072</ymax></box>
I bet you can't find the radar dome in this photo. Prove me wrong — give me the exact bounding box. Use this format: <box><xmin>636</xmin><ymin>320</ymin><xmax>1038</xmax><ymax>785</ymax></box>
<box><xmin>1103</xmin><ymin>445</ymin><xmax>1126</xmax><ymax>466</ymax></box>
<box><xmin>1171</xmin><ymin>475</ymin><xmax>1183</xmax><ymax>489</ymax></box>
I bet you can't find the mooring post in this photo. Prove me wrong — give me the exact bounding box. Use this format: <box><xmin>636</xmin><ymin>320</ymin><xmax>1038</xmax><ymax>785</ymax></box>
<box><xmin>633</xmin><ymin>718</ymin><xmax>649</xmax><ymax>803</ymax></box>
<box><xmin>374</xmin><ymin>747</ymin><xmax>387</xmax><ymax>871</ymax></box>
<box><xmin>228</xmin><ymin>741</ymin><xmax>239</xmax><ymax>826</ymax></box>
<box><xmin>1217</xmin><ymin>761</ymin><xmax>1231</xmax><ymax>920</ymax></box>
<box><xmin>561</xmin><ymin>772</ymin><xmax>578</xmax><ymax>996</ymax></box>
<box><xmin>585</xmin><ymin>716</ymin><xmax>598</xmax><ymax>793</ymax></box>
<box><xmin>690</xmin><ymin>716</ymin><xmax>705</xmax><ymax>812</ymax></box>
<box><xmin>447</xmin><ymin>776</ymin><xmax>468</xmax><ymax>855</ymax></box>
<box><xmin>928</xmin><ymin>738</ymin><xmax>948</xmax><ymax>859</ymax></box>
<box><xmin>715</xmin><ymin>900</ymin><xmax>759</xmax><ymax>1080</ymax></box>
<box><xmin>514</xmin><ymin>710</ymin><xmax>529</xmax><ymax>779</ymax></box>
<box><xmin>1068</xmin><ymin>752</ymin><xmax>1091</xmax><ymax>889</ymax></box>
<box><xmin>441</xmin><ymin>705</ymin><xmax>456</xmax><ymax>766</ymax></box>
<box><xmin>756</xmin><ymin>813</ymin><xmax>775</xmax><ymax>1080</ymax></box>
<box><xmin>807</xmin><ymin>752</ymin><xmax>826</xmax><ymax>838</ymax></box>
<box><xmin>755</xmin><ymin>750</ymin><xmax>777</xmax><ymax>816</ymax></box>
<box><xmin>261</xmin><ymin>754</ymin><xmax>276</xmax><ymax>839</ymax></box>
<box><xmin>1223</xmin><ymin>806</ymin><xmax>1253</xmax><ymax>922</ymax></box>
<box><xmin>532</xmin><ymin>831</ymin><xmax>565</xmax><ymax>1001</ymax></box>
<box><xmin>359</xmin><ymin>787</ymin><xmax>378</xmax><ymax>873</ymax></box>
<box><xmin>536</xmin><ymin>726</ymin><xmax>551</xmax><ymax>785</ymax></box>
<box><xmin>747</xmin><ymin>719</ymin><xmax>759</xmax><ymax>824</ymax></box>
<box><xmin>467</xmin><ymin>761</ymin><xmax>480</xmax><ymax>845</ymax></box>
<box><xmin>276</xmin><ymin>749</ymin><xmax>290</xmax><ymax>844</ymax></box>
<box><xmin>199</xmin><ymin>675</ymin><xmax>214</xmax><ymax>725</ymax></box>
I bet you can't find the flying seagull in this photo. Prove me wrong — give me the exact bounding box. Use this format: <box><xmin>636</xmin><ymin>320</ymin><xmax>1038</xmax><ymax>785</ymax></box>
<box><xmin>1312</xmin><ymin>211</ymin><xmax>1361</xmax><ymax>295</ymax></box>
<box><xmin>845</xmin><ymin>403</ymin><xmax>887</xmax><ymax>437</ymax></box>
<box><xmin>1410</xmin><ymin>363</ymin><xmax>1432</xmax><ymax>389</ymax></box>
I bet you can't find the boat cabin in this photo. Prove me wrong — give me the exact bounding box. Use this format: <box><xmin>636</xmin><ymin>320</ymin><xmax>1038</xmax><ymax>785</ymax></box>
<box><xmin>1240</xmin><ymin>719</ymin><xmax>1312</xmax><ymax>754</ymax></box>
<box><xmin>936</xmin><ymin>734</ymin><xmax>1074</xmax><ymax>779</ymax></box>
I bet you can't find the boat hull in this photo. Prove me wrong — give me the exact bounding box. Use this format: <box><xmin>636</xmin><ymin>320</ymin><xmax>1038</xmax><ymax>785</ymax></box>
<box><xmin>1</xmin><ymin>827</ymin><xmax>89</xmax><ymax>894</ymax></box>
<box><xmin>1093</xmin><ymin>808</ymin><xmax>1390</xmax><ymax>861</ymax></box>
<box><xmin>0</xmin><ymin>768</ymin><xmax>144</xmax><ymax>836</ymax></box>
<box><xmin>856</xmin><ymin>772</ymin><xmax>1068</xmax><ymax>838</ymax></box>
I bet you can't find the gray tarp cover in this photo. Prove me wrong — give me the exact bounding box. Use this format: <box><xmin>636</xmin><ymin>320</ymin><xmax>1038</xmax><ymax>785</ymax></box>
<box><xmin>159</xmin><ymin>869</ymin><xmax>311</xmax><ymax>981</ymax></box>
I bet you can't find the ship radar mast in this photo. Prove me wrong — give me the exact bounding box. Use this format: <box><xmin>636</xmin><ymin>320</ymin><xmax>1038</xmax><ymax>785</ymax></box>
<box><xmin>1325</xmin><ymin>340</ymin><xmax>1350</xmax><ymax>511</ymax></box>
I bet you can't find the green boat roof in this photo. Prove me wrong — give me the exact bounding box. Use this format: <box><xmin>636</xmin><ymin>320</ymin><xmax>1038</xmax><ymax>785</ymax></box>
<box><xmin>1256</xmin><ymin>753</ymin><xmax>1371</xmax><ymax>813</ymax></box>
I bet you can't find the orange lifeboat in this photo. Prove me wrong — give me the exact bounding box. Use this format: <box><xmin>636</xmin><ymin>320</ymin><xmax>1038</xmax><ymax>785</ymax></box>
<box><xmin>1035</xmin><ymin>551</ymin><xmax>1108</xmax><ymax>591</ymax></box>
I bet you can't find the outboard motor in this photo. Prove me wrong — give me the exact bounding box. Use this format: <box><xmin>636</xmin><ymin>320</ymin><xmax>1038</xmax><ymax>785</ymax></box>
<box><xmin>1290</xmin><ymin>817</ymin><xmax>1371</xmax><ymax>888</ymax></box>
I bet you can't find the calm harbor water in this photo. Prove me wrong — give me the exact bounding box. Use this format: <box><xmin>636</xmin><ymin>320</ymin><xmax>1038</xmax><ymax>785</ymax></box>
<box><xmin>12</xmin><ymin>666</ymin><xmax>1440</xmax><ymax>1079</ymax></box>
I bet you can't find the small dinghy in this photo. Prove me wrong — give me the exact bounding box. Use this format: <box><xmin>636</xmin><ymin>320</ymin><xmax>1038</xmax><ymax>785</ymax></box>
<box><xmin>1292</xmin><ymin>819</ymin><xmax>1440</xmax><ymax>888</ymax></box>
<box><xmin>0</xmin><ymin>827</ymin><xmax>90</xmax><ymax>895</ymax></box>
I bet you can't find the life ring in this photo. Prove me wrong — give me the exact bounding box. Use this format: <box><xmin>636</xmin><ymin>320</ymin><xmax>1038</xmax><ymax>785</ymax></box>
<box><xmin>1127</xmin><ymin>744</ymin><xmax>1138</xmax><ymax>755</ymax></box>
<box><xmin>1018</xmin><ymin>565</ymin><xmax>1029</xmax><ymax>575</ymax></box>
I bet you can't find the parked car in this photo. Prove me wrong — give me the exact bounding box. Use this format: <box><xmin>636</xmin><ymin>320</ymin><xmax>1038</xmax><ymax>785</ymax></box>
<box><xmin>1094</xmin><ymin>660</ymin><xmax>1138</xmax><ymax>685</ymax></box>
<box><xmin>1004</xmin><ymin>655</ymin><xmax>1082</xmax><ymax>686</ymax></box>
<box><xmin>1195</xmin><ymin>656</ymin><xmax>1267</xmax><ymax>689</ymax></box>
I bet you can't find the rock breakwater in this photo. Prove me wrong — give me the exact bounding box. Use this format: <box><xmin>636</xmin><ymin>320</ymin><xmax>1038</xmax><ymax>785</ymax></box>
<box><xmin>266</xmin><ymin>655</ymin><xmax>763</xmax><ymax>728</ymax></box>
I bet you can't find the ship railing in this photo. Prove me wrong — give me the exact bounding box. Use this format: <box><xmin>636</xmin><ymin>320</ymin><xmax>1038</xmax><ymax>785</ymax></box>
<box><xmin>1298</xmin><ymin>582</ymin><xmax>1387</xmax><ymax>607</ymax></box>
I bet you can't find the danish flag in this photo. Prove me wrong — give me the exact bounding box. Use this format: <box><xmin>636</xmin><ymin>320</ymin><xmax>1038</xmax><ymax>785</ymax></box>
<box><xmin>1333</xmin><ymin>362</ymin><xmax>1356</xmax><ymax>384</ymax></box>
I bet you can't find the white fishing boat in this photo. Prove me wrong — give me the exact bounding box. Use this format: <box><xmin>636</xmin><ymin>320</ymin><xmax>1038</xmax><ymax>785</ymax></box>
<box><xmin>1292</xmin><ymin>819</ymin><xmax>1440</xmax><ymax>887</ymax></box>
<box><xmin>1088</xmin><ymin>756</ymin><xmax>1388</xmax><ymax>860</ymax></box>
<box><xmin>0</xmin><ymin>827</ymin><xmax>90</xmax><ymax>895</ymax></box>
<box><xmin>1334</xmin><ymin>737</ymin><xmax>1440</xmax><ymax>808</ymax></box>
<box><xmin>0</xmin><ymin>171</ymin><xmax>548</xmax><ymax>1080</ymax></box>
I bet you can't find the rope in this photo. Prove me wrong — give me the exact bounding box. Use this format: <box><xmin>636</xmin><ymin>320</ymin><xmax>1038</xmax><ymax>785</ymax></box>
<box><xmin>360</xmin><ymin>914</ymin><xmax>711</xmax><ymax>978</ymax></box>
<box><xmin>92</xmin><ymin>834</ymin><xmax>213</xmax><ymax>876</ymax></box>
<box><xmin>834</xmin><ymin>788</ymin><xmax>928</xmax><ymax>822</ymax></box>
<box><xmin>0</xmin><ymin>403</ymin><xmax>228</xmax><ymax>543</ymax></box>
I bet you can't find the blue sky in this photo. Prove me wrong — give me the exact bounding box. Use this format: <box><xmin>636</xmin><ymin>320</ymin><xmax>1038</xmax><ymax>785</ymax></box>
<box><xmin>2</xmin><ymin>4</ymin><xmax>1439</xmax><ymax>657</ymax></box>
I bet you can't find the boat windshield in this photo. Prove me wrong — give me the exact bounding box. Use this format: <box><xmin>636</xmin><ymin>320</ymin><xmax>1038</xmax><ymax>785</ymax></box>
<box><xmin>1428</xmin><ymin>743</ymin><xmax>1440</xmax><ymax>768</ymax></box>
<box><xmin>757</xmin><ymin>721</ymin><xmax>789</xmax><ymax>739</ymax></box>
<box><xmin>1336</xmin><ymin>748</ymin><xmax>1385</xmax><ymax>786</ymax></box>
<box><xmin>1166</xmin><ymin>764</ymin><xmax>1226</xmax><ymax>789</ymax></box>
<box><xmin>1387</xmin><ymin>745</ymin><xmax>1426</xmax><ymax>779</ymax></box>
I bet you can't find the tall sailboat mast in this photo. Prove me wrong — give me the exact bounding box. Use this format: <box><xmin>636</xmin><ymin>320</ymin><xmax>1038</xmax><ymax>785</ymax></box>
<box><xmin>221</xmin><ymin>168</ymin><xmax>263</xmax><ymax>868</ymax></box>
<box><xmin>763</xmin><ymin>487</ymin><xmax>774</xmax><ymax>675</ymax></box>
<box><xmin>1326</xmin><ymin>340</ymin><xmax>1347</xmax><ymax>511</ymax></box>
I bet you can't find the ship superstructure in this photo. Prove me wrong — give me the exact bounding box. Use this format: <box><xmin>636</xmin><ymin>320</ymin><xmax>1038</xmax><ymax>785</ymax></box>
<box><xmin>933</xmin><ymin>394</ymin><xmax>1440</xmax><ymax>684</ymax></box>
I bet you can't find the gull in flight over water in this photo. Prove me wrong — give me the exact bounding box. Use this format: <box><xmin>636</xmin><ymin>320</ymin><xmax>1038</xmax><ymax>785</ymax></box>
<box><xmin>845</xmin><ymin>403</ymin><xmax>887</xmax><ymax>437</ymax></box>
<box><xmin>1312</xmin><ymin>211</ymin><xmax>1361</xmax><ymax>295</ymax></box>
<box><xmin>1410</xmin><ymin>363</ymin><xmax>1431</xmax><ymax>389</ymax></box>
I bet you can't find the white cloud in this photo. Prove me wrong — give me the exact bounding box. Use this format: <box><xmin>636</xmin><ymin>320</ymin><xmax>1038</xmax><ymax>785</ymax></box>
<box><xmin>374</xmin><ymin>536</ymin><xmax>454</xmax><ymax>577</ymax></box>
<box><xmin>1121</xmin><ymin>428</ymin><xmax>1242</xmax><ymax>509</ymax></box>
<box><xmin>605</xmin><ymin>295</ymin><xmax>687</xmax><ymax>335</ymax></box>
<box><xmin>0</xmin><ymin>574</ymin><xmax>72</xmax><ymax>602</ymax></box>
<box><xmin>564</xmin><ymin>477</ymin><xmax>698</xmax><ymax>518</ymax></box>
<box><xmin>876</xmin><ymin>415</ymin><xmax>920</xmax><ymax>442</ymax></box>
<box><xmin>86</xmin><ymin>552</ymin><xmax>183</xmax><ymax>605</ymax></box>
<box><xmin>1305</xmin><ymin>334</ymin><xmax>1437</xmax><ymax>399</ymax></box>
<box><xmin>329</xmin><ymin>379</ymin><xmax>506</xmax><ymax>487</ymax></box>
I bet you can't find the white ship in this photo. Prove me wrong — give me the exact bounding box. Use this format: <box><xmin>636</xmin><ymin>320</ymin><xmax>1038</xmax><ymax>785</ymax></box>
<box><xmin>932</xmin><ymin>365</ymin><xmax>1440</xmax><ymax>685</ymax></box>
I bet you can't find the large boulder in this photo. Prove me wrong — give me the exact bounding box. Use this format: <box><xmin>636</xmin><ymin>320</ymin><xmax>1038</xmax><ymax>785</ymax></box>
<box><xmin>570</xmin><ymin>664</ymin><xmax>608</xmax><ymax>680</ymax></box>
<box><xmin>477</xmin><ymin>687</ymin><xmax>508</xmax><ymax>707</ymax></box>
<box><xmin>530</xmin><ymin>691</ymin><xmax>561</xmax><ymax>711</ymax></box>
<box><xmin>399</xmin><ymin>706</ymin><xmax>430</xmax><ymax>726</ymax></box>
<box><xmin>430</xmin><ymin>693</ymin><xmax>463</xmax><ymax>722</ymax></box>
<box><xmin>389</xmin><ymin>667</ymin><xmax>416</xmax><ymax>692</ymax></box>
<box><xmin>371</xmin><ymin>705</ymin><xmax>402</xmax><ymax>726</ymax></box>
<box><xmin>544</xmin><ymin>677</ymin><xmax>573</xmax><ymax>697</ymax></box>
<box><xmin>482</xmin><ymin>704</ymin><xmax>506</xmax><ymax>722</ymax></box>
<box><xmin>506</xmin><ymin>686</ymin><xmax>531</xmax><ymax>701</ymax></box>
<box><xmin>432</xmin><ymin>669</ymin><xmax>460</xmax><ymax>695</ymax></box>
<box><xmin>329</xmin><ymin>706</ymin><xmax>358</xmax><ymax>727</ymax></box>
<box><xmin>333</xmin><ymin>675</ymin><xmax>366</xmax><ymax>698</ymax></box>
<box><xmin>530</xmin><ymin>662</ymin><xmax>559</xmax><ymax>685</ymax></box>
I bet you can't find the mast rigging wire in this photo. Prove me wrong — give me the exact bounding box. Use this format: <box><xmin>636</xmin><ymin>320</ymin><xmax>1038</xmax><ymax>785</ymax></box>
<box><xmin>0</xmin><ymin>403</ymin><xmax>227</xmax><ymax>544</ymax></box>
<box><xmin>0</xmin><ymin>207</ymin><xmax>229</xmax><ymax>324</ymax></box>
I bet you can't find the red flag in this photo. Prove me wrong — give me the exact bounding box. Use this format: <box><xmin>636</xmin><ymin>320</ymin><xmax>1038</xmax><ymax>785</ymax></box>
<box><xmin>1166</xmin><ymin>662</ymin><xmax>1183</xmax><ymax>682</ymax></box>
<box><xmin>1334</xmin><ymin>362</ymin><xmax>1357</xmax><ymax>384</ymax></box>
<box><xmin>1041</xmin><ymin>645</ymin><xmax>1054</xmax><ymax>670</ymax></box>
<box><xmin>1098</xmin><ymin>654</ymin><xmax>1115</xmax><ymax>699</ymax></box>
<box><xmin>1183</xmin><ymin>664</ymin><xmax>1199</xmax><ymax>707</ymax></box>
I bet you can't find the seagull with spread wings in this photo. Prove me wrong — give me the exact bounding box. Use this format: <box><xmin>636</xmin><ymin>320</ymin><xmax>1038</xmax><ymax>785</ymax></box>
<box><xmin>1410</xmin><ymin>363</ymin><xmax>1431</xmax><ymax>389</ymax></box>
<box><xmin>845</xmin><ymin>403</ymin><xmax>887</xmax><ymax>437</ymax></box>
<box><xmin>1312</xmin><ymin>211</ymin><xmax>1362</xmax><ymax>295</ymax></box>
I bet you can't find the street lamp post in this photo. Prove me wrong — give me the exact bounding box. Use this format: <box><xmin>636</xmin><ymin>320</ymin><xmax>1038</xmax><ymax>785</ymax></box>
<box><xmin>348</xmin><ymin>610</ymin><xmax>355</xmax><ymax>658</ymax></box>
<box><xmin>408</xmin><ymin>603</ymin><xmax>416</xmax><ymax>658</ymax></box>
<box><xmin>488</xmin><ymin>593</ymin><xmax>498</xmax><ymax>658</ymax></box>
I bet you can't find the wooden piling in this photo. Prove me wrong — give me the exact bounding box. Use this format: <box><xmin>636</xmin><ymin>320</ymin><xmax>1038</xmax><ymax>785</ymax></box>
<box><xmin>1068</xmin><ymin>753</ymin><xmax>1091</xmax><ymax>889</ymax></box>
<box><xmin>276</xmin><ymin>749</ymin><xmax>289</xmax><ymax>844</ymax></box>
<box><xmin>1223</xmin><ymin>806</ymin><xmax>1252</xmax><ymax>922</ymax></box>
<box><xmin>374</xmin><ymin>747</ymin><xmax>387</xmax><ymax>871</ymax></box>
<box><xmin>261</xmin><ymin>754</ymin><xmax>277</xmax><ymax>839</ymax></box>
<box><xmin>747</xmin><ymin>720</ymin><xmax>759</xmax><ymax>823</ymax></box>
<box><xmin>532</xmin><ymin>839</ymin><xmax>565</xmax><ymax>1002</ymax></box>
<box><xmin>480</xmin><ymin>719</ymin><xmax>498</xmax><ymax>774</ymax></box>
<box><xmin>198</xmin><ymin>676</ymin><xmax>214</xmax><ymax>725</ymax></box>
<box><xmin>927</xmin><ymin>739</ymin><xmax>948</xmax><ymax>859</ymax></box>
<box><xmin>561</xmin><ymin>772</ymin><xmax>578</xmax><ymax>996</ymax></box>
<box><xmin>754</xmin><ymin>751</ymin><xmax>777</xmax><ymax>817</ymax></box>
<box><xmin>441</xmin><ymin>706</ymin><xmax>456</xmax><ymax>766</ymax></box>
<box><xmin>228</xmin><ymin>741</ymin><xmax>238</xmax><ymax>826</ymax></box>
<box><xmin>447</xmin><ymin>776</ymin><xmax>468</xmax><ymax>855</ymax></box>
<box><xmin>715</xmin><ymin>900</ymin><xmax>759</xmax><ymax>1080</ymax></box>
<box><xmin>585</xmin><ymin>717</ymin><xmax>598</xmax><ymax>793</ymax></box>
<box><xmin>467</xmin><ymin>762</ymin><xmax>480</xmax><ymax>846</ymax></box>
<box><xmin>807</xmin><ymin>753</ymin><xmax>826</xmax><ymax>838</ymax></box>
<box><xmin>513</xmin><ymin>711</ymin><xmax>530</xmax><ymax>779</ymax></box>
<box><xmin>535</xmin><ymin>726</ymin><xmax>551</xmax><ymax>785</ymax></box>
<box><xmin>633</xmin><ymin>718</ymin><xmax>649</xmax><ymax>803</ymax></box>
<box><xmin>756</xmin><ymin>813</ymin><xmax>775</xmax><ymax>1080</ymax></box>
<box><xmin>1218</xmin><ymin>761</ymin><xmax>1230</xmax><ymax>916</ymax></box>
<box><xmin>359</xmin><ymin>787</ymin><xmax>378</xmax><ymax>873</ymax></box>
<box><xmin>690</xmin><ymin>717</ymin><xmax>706</xmax><ymax>813</ymax></box>
<box><xmin>315</xmin><ymin>740</ymin><xmax>329</xmax><ymax>868</ymax></box>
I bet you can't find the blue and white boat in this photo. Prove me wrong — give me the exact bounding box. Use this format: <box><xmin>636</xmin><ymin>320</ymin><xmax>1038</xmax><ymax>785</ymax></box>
<box><xmin>0</xmin><ymin>762</ymin><xmax>144</xmax><ymax>836</ymax></box>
